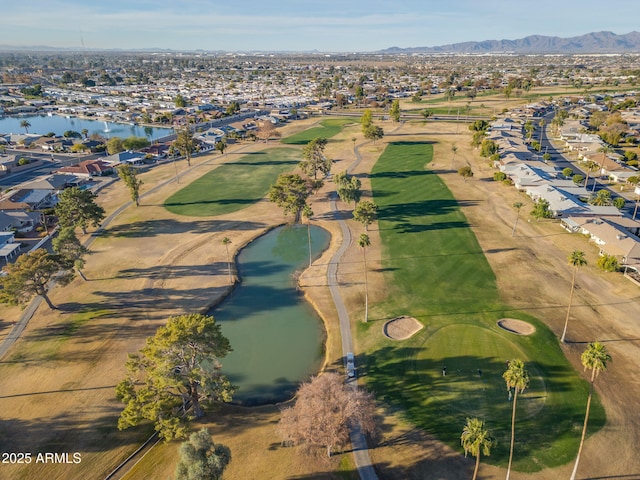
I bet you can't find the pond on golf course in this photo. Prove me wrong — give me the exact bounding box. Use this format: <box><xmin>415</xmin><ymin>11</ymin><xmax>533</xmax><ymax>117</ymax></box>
<box><xmin>208</xmin><ymin>224</ymin><xmax>331</xmax><ymax>406</ymax></box>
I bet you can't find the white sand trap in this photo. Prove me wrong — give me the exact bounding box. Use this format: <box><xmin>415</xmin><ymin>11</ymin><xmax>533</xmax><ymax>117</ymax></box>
<box><xmin>383</xmin><ymin>316</ymin><xmax>424</xmax><ymax>340</ymax></box>
<box><xmin>497</xmin><ymin>318</ymin><xmax>536</xmax><ymax>336</ymax></box>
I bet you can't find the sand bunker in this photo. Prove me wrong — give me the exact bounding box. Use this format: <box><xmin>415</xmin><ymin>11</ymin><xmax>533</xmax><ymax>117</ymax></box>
<box><xmin>383</xmin><ymin>316</ymin><xmax>424</xmax><ymax>340</ymax></box>
<box><xmin>497</xmin><ymin>318</ymin><xmax>536</xmax><ymax>336</ymax></box>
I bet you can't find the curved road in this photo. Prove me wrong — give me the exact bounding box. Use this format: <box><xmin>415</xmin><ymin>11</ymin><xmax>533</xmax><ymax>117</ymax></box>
<box><xmin>327</xmin><ymin>140</ymin><xmax>378</xmax><ymax>480</ymax></box>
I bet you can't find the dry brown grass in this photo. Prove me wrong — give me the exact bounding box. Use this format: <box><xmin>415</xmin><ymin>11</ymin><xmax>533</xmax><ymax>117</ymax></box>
<box><xmin>1</xmin><ymin>110</ymin><xmax>639</xmax><ymax>479</ymax></box>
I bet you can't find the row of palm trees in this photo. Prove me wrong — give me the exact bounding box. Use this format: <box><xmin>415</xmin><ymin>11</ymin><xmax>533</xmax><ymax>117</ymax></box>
<box><xmin>461</xmin><ymin>342</ymin><xmax>611</xmax><ymax>480</ymax></box>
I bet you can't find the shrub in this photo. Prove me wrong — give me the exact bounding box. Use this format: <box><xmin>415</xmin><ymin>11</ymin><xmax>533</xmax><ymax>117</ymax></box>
<box><xmin>17</xmin><ymin>157</ymin><xmax>30</xmax><ymax>166</ymax></box>
<box><xmin>493</xmin><ymin>171</ymin><xmax>507</xmax><ymax>181</ymax></box>
<box><xmin>597</xmin><ymin>254</ymin><xmax>619</xmax><ymax>272</ymax></box>
<box><xmin>573</xmin><ymin>174</ymin><xmax>584</xmax><ymax>185</ymax></box>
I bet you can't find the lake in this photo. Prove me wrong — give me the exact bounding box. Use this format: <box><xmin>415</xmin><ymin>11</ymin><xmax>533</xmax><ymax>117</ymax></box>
<box><xmin>210</xmin><ymin>224</ymin><xmax>331</xmax><ymax>406</ymax></box>
<box><xmin>0</xmin><ymin>114</ymin><xmax>173</xmax><ymax>141</ymax></box>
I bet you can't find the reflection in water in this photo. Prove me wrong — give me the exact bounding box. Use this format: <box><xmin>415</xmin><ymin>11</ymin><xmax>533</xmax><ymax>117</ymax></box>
<box><xmin>209</xmin><ymin>225</ymin><xmax>330</xmax><ymax>406</ymax></box>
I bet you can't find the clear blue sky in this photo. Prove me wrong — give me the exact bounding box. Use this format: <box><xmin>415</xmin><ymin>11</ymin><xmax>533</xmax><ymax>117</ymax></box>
<box><xmin>1</xmin><ymin>0</ymin><xmax>638</xmax><ymax>52</ymax></box>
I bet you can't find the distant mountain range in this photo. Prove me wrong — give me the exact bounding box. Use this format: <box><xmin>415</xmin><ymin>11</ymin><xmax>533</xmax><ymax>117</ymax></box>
<box><xmin>381</xmin><ymin>31</ymin><xmax>640</xmax><ymax>54</ymax></box>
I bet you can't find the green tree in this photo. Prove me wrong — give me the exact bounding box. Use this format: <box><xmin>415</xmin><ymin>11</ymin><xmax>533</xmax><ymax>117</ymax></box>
<box><xmin>117</xmin><ymin>164</ymin><xmax>143</xmax><ymax>207</ymax></box>
<box><xmin>363</xmin><ymin>124</ymin><xmax>384</xmax><ymax>143</ymax></box>
<box><xmin>116</xmin><ymin>314</ymin><xmax>234</xmax><ymax>441</ymax></box>
<box><xmin>569</xmin><ymin>342</ymin><xmax>611</xmax><ymax>480</ymax></box>
<box><xmin>589</xmin><ymin>189</ymin><xmax>613</xmax><ymax>206</ymax></box>
<box><xmin>268</xmin><ymin>173</ymin><xmax>310</xmax><ymax>221</ymax></box>
<box><xmin>300</xmin><ymin>137</ymin><xmax>330</xmax><ymax>180</ymax></box>
<box><xmin>358</xmin><ymin>233</ymin><xmax>371</xmax><ymax>323</ymax></box>
<box><xmin>334</xmin><ymin>171</ymin><xmax>362</xmax><ymax>206</ymax></box>
<box><xmin>107</xmin><ymin>137</ymin><xmax>125</xmax><ymax>155</ymax></box>
<box><xmin>122</xmin><ymin>136</ymin><xmax>151</xmax><ymax>151</ymax></box>
<box><xmin>20</xmin><ymin>120</ymin><xmax>31</xmax><ymax>134</ymax></box>
<box><xmin>597</xmin><ymin>254</ymin><xmax>619</xmax><ymax>272</ymax></box>
<box><xmin>503</xmin><ymin>359</ymin><xmax>530</xmax><ymax>480</ymax></box>
<box><xmin>458</xmin><ymin>165</ymin><xmax>474</xmax><ymax>181</ymax></box>
<box><xmin>52</xmin><ymin>227</ymin><xmax>88</xmax><ymax>281</ymax></box>
<box><xmin>70</xmin><ymin>143</ymin><xmax>88</xmax><ymax>153</ymax></box>
<box><xmin>573</xmin><ymin>174</ymin><xmax>584</xmax><ymax>185</ymax></box>
<box><xmin>353</xmin><ymin>201</ymin><xmax>378</xmax><ymax>231</ymax></box>
<box><xmin>511</xmin><ymin>202</ymin><xmax>524</xmax><ymax>236</ymax></box>
<box><xmin>479</xmin><ymin>139</ymin><xmax>498</xmax><ymax>157</ymax></box>
<box><xmin>360</xmin><ymin>109</ymin><xmax>373</xmax><ymax>131</ymax></box>
<box><xmin>421</xmin><ymin>109</ymin><xmax>433</xmax><ymax>120</ymax></box>
<box><xmin>214</xmin><ymin>140</ymin><xmax>226</xmax><ymax>155</ymax></box>
<box><xmin>389</xmin><ymin>99</ymin><xmax>401</xmax><ymax>123</ymax></box>
<box><xmin>222</xmin><ymin>237</ymin><xmax>233</xmax><ymax>284</ymax></box>
<box><xmin>562</xmin><ymin>167</ymin><xmax>574</xmax><ymax>178</ymax></box>
<box><xmin>469</xmin><ymin>120</ymin><xmax>489</xmax><ymax>133</ymax></box>
<box><xmin>561</xmin><ymin>250</ymin><xmax>587</xmax><ymax>343</ymax></box>
<box><xmin>174</xmin><ymin>127</ymin><xmax>197</xmax><ymax>167</ymax></box>
<box><xmin>55</xmin><ymin>187</ymin><xmax>106</xmax><ymax>234</ymax></box>
<box><xmin>460</xmin><ymin>417</ymin><xmax>494</xmax><ymax>480</ymax></box>
<box><xmin>0</xmin><ymin>249</ymin><xmax>72</xmax><ymax>310</ymax></box>
<box><xmin>531</xmin><ymin>198</ymin><xmax>552</xmax><ymax>220</ymax></box>
<box><xmin>614</xmin><ymin>197</ymin><xmax>626</xmax><ymax>210</ymax></box>
<box><xmin>175</xmin><ymin>428</ymin><xmax>231</xmax><ymax>480</ymax></box>
<box><xmin>174</xmin><ymin>93</ymin><xmax>187</xmax><ymax>108</ymax></box>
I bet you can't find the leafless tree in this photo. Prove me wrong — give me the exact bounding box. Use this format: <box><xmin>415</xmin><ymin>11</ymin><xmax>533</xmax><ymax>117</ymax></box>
<box><xmin>277</xmin><ymin>372</ymin><xmax>377</xmax><ymax>457</ymax></box>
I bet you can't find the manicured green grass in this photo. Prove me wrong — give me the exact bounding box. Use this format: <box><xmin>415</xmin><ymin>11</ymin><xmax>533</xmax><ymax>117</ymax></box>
<box><xmin>164</xmin><ymin>148</ymin><xmax>299</xmax><ymax>216</ymax></box>
<box><xmin>361</xmin><ymin>141</ymin><xmax>604</xmax><ymax>472</ymax></box>
<box><xmin>281</xmin><ymin>118</ymin><xmax>353</xmax><ymax>144</ymax></box>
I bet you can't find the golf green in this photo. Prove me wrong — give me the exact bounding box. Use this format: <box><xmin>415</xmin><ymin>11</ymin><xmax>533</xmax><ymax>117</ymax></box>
<box><xmin>419</xmin><ymin>324</ymin><xmax>546</xmax><ymax>420</ymax></box>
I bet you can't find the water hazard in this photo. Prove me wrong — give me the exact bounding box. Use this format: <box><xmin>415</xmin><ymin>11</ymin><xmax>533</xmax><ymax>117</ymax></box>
<box><xmin>210</xmin><ymin>224</ymin><xmax>331</xmax><ymax>406</ymax></box>
<box><xmin>0</xmin><ymin>114</ymin><xmax>173</xmax><ymax>140</ymax></box>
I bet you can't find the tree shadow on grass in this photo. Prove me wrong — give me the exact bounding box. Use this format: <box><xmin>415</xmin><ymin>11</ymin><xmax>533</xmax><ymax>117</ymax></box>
<box><xmin>365</xmin><ymin>345</ymin><xmax>581</xmax><ymax>468</ymax></box>
<box><xmin>101</xmin><ymin>219</ymin><xmax>266</xmax><ymax>238</ymax></box>
<box><xmin>0</xmin><ymin>407</ymin><xmax>147</xmax><ymax>453</ymax></box>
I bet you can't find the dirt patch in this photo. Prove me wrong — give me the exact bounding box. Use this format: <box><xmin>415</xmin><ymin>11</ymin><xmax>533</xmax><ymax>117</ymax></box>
<box><xmin>497</xmin><ymin>318</ymin><xmax>536</xmax><ymax>336</ymax></box>
<box><xmin>383</xmin><ymin>316</ymin><xmax>424</xmax><ymax>340</ymax></box>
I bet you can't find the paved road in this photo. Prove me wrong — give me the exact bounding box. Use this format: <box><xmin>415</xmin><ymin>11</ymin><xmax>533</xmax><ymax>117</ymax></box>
<box><xmin>327</xmin><ymin>141</ymin><xmax>378</xmax><ymax>480</ymax></box>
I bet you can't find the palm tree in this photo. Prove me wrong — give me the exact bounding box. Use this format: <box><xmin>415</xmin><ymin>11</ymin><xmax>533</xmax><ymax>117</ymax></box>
<box><xmin>20</xmin><ymin>120</ymin><xmax>31</xmax><ymax>134</ymax></box>
<box><xmin>592</xmin><ymin>146</ymin><xmax>614</xmax><ymax>192</ymax></box>
<box><xmin>358</xmin><ymin>233</ymin><xmax>371</xmax><ymax>323</ymax></box>
<box><xmin>461</xmin><ymin>417</ymin><xmax>494</xmax><ymax>480</ymax></box>
<box><xmin>502</xmin><ymin>358</ymin><xmax>530</xmax><ymax>480</ymax></box>
<box><xmin>589</xmin><ymin>189</ymin><xmax>613</xmax><ymax>206</ymax></box>
<box><xmin>581</xmin><ymin>160</ymin><xmax>598</xmax><ymax>190</ymax></box>
<box><xmin>511</xmin><ymin>202</ymin><xmax>524</xmax><ymax>236</ymax></box>
<box><xmin>561</xmin><ymin>251</ymin><xmax>587</xmax><ymax>343</ymax></box>
<box><xmin>451</xmin><ymin>144</ymin><xmax>458</xmax><ymax>169</ymax></box>
<box><xmin>302</xmin><ymin>204</ymin><xmax>313</xmax><ymax>268</ymax></box>
<box><xmin>538</xmin><ymin>119</ymin><xmax>546</xmax><ymax>145</ymax></box>
<box><xmin>569</xmin><ymin>342</ymin><xmax>611</xmax><ymax>480</ymax></box>
<box><xmin>222</xmin><ymin>237</ymin><xmax>232</xmax><ymax>285</ymax></box>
